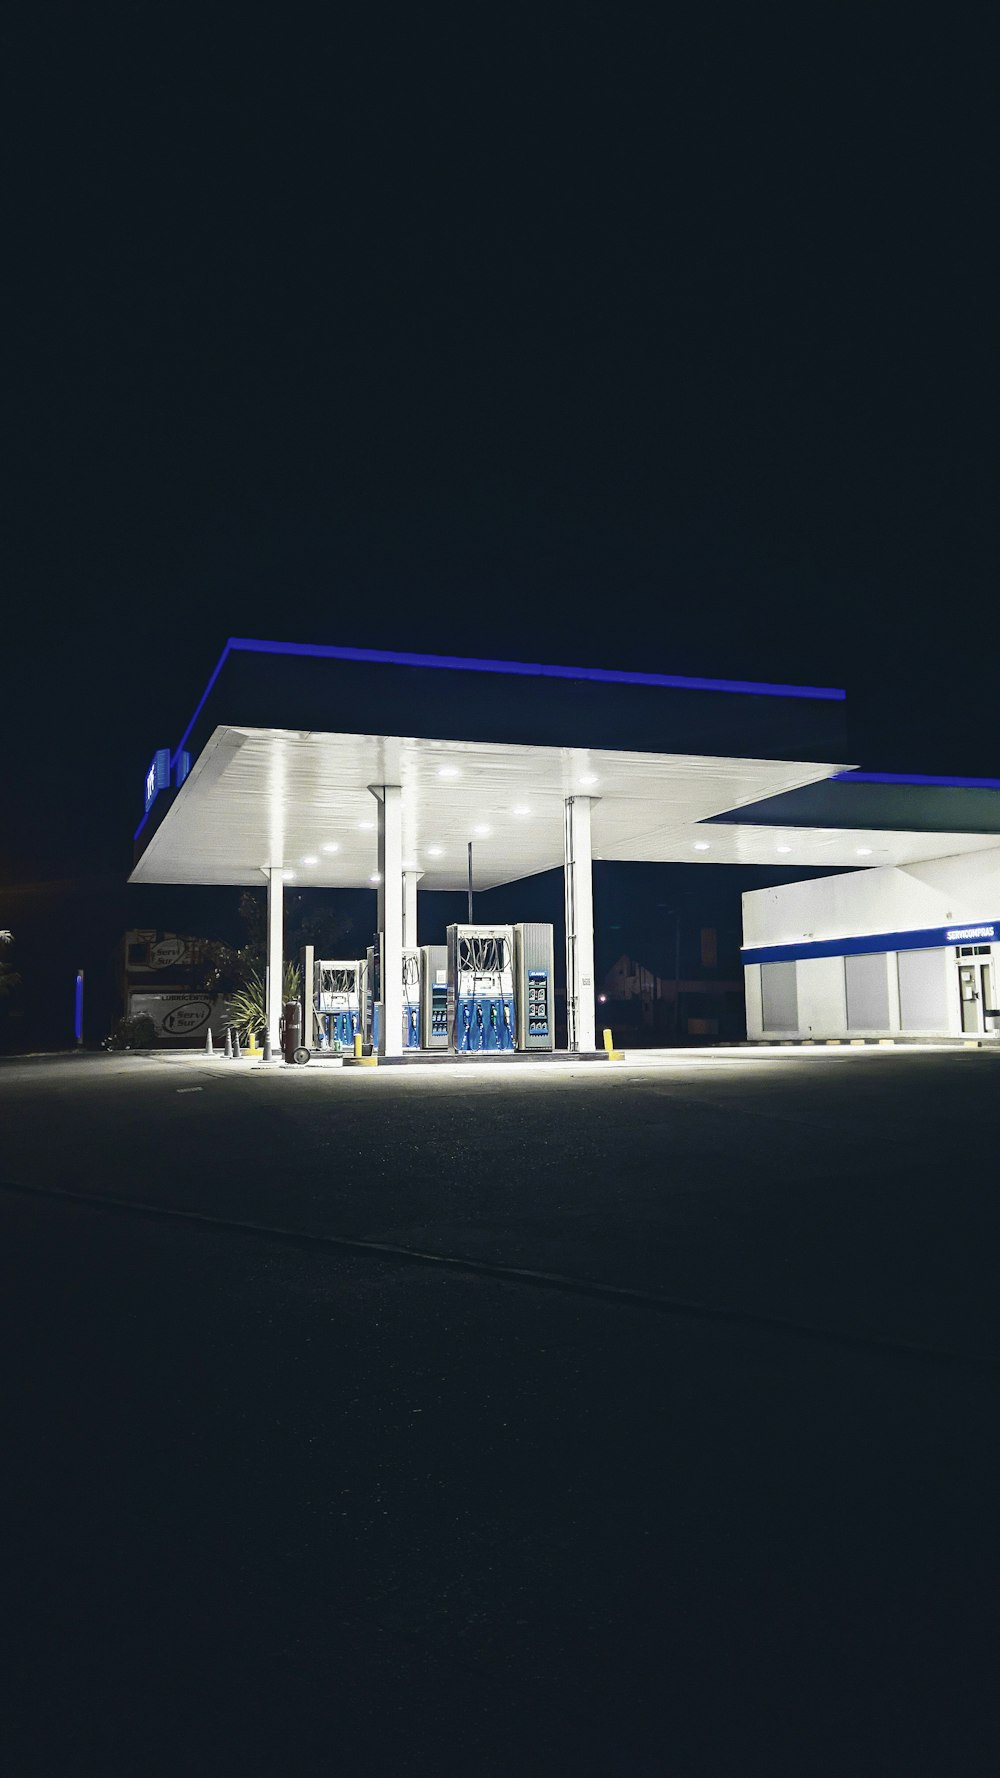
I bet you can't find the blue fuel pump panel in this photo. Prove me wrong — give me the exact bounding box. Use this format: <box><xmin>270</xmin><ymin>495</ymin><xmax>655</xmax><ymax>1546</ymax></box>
<box><xmin>446</xmin><ymin>925</ymin><xmax>516</xmax><ymax>1052</ymax></box>
<box><xmin>314</xmin><ymin>960</ymin><xmax>363</xmax><ymax>1051</ymax></box>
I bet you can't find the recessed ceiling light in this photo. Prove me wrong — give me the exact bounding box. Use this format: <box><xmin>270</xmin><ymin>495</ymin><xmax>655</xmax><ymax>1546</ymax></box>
<box><xmin>512</xmin><ymin>805</ymin><xmax>531</xmax><ymax>816</ymax></box>
<box><xmin>282</xmin><ymin>869</ymin><xmax>296</xmax><ymax>879</ymax></box>
<box><xmin>579</xmin><ymin>774</ymin><xmax>598</xmax><ymax>787</ymax></box>
<box><xmin>301</xmin><ymin>855</ymin><xmax>318</xmax><ymax>866</ymax></box>
<box><xmin>358</xmin><ymin>821</ymin><xmax>375</xmax><ymax>831</ymax></box>
<box><xmin>856</xmin><ymin>847</ymin><xmax>873</xmax><ymax>857</ymax></box>
<box><xmin>437</xmin><ymin>766</ymin><xmax>459</xmax><ymax>779</ymax></box>
<box><xmin>776</xmin><ymin>845</ymin><xmax>792</xmax><ymax>855</ymax></box>
<box><xmin>369</xmin><ymin>872</ymin><xmax>382</xmax><ymax>883</ymax></box>
<box><xmin>473</xmin><ymin>824</ymin><xmax>491</xmax><ymax>837</ymax></box>
<box><xmin>426</xmin><ymin>845</ymin><xmax>443</xmax><ymax>857</ymax></box>
<box><xmin>321</xmin><ymin>842</ymin><xmax>340</xmax><ymax>854</ymax></box>
<box><xmin>693</xmin><ymin>841</ymin><xmax>710</xmax><ymax>852</ymax></box>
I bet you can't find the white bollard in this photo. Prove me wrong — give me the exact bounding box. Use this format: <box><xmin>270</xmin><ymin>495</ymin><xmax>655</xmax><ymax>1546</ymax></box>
<box><xmin>205</xmin><ymin>1026</ymin><xmax>214</xmax><ymax>1057</ymax></box>
<box><xmin>224</xmin><ymin>1027</ymin><xmax>233</xmax><ymax>1060</ymax></box>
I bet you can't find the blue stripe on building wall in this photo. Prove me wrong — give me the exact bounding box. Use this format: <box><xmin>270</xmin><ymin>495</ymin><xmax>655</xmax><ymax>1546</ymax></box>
<box><xmin>742</xmin><ymin>920</ymin><xmax>999</xmax><ymax>966</ymax></box>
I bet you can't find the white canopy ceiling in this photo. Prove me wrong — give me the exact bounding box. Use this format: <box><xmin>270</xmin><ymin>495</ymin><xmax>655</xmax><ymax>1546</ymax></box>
<box><xmin>130</xmin><ymin>726</ymin><xmax>996</xmax><ymax>891</ymax></box>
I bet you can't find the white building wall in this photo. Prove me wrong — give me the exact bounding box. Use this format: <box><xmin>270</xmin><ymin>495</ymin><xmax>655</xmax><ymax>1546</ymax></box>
<box><xmin>742</xmin><ymin>847</ymin><xmax>1000</xmax><ymax>950</ymax></box>
<box><xmin>741</xmin><ymin>846</ymin><xmax>1000</xmax><ymax>1041</ymax></box>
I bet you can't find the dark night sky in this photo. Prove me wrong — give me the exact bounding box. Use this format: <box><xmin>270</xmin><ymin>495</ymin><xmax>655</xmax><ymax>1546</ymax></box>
<box><xmin>4</xmin><ymin>8</ymin><xmax>996</xmax><ymax>889</ymax></box>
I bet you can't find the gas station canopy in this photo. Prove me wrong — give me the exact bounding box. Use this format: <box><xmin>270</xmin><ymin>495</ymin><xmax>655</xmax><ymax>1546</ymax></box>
<box><xmin>130</xmin><ymin>725</ymin><xmax>854</xmax><ymax>890</ymax></box>
<box><xmin>131</xmin><ymin>639</ymin><xmax>1000</xmax><ymax>889</ymax></box>
<box><xmin>129</xmin><ymin>724</ymin><xmax>1000</xmax><ymax>889</ymax></box>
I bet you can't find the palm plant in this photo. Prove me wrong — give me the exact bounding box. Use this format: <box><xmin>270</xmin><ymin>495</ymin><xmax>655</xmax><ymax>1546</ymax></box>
<box><xmin>227</xmin><ymin>961</ymin><xmax>301</xmax><ymax>1042</ymax></box>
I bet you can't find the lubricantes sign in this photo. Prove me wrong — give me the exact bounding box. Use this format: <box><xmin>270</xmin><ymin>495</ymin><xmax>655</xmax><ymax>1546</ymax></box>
<box><xmin>128</xmin><ymin>992</ymin><xmax>231</xmax><ymax>1044</ymax></box>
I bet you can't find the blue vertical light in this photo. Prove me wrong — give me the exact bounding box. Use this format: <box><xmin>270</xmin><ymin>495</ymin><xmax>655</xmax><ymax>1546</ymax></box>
<box><xmin>74</xmin><ymin>970</ymin><xmax>84</xmax><ymax>1045</ymax></box>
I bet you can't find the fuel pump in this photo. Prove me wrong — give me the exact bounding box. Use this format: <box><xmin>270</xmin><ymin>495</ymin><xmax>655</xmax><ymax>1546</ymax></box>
<box><xmin>313</xmin><ymin>959</ymin><xmax>363</xmax><ymax>1051</ymax></box>
<box><xmin>402</xmin><ymin>948</ymin><xmax>421</xmax><ymax>1049</ymax></box>
<box><xmin>365</xmin><ymin>944</ymin><xmax>422</xmax><ymax>1049</ymax></box>
<box><xmin>446</xmin><ymin>925</ymin><xmax>516</xmax><ymax>1052</ymax></box>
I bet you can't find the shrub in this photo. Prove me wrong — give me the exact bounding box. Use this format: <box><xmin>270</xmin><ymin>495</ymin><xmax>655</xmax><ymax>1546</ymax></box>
<box><xmin>108</xmin><ymin>1012</ymin><xmax>157</xmax><ymax>1050</ymax></box>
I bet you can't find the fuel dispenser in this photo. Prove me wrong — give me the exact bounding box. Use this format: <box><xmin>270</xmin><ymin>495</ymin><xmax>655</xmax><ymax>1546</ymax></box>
<box><xmin>364</xmin><ymin>944</ymin><xmax>423</xmax><ymax>1050</ymax></box>
<box><xmin>446</xmin><ymin>925</ymin><xmax>516</xmax><ymax>1051</ymax></box>
<box><xmin>402</xmin><ymin>949</ymin><xmax>421</xmax><ymax>1049</ymax></box>
<box><xmin>311</xmin><ymin>958</ymin><xmax>363</xmax><ymax>1051</ymax></box>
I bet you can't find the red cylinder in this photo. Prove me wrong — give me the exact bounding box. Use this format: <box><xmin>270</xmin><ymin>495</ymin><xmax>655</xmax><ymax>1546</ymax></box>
<box><xmin>280</xmin><ymin>999</ymin><xmax>302</xmax><ymax>1063</ymax></box>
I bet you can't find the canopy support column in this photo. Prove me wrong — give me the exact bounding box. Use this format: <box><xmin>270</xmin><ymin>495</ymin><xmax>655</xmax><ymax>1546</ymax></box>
<box><xmin>264</xmin><ymin>866</ymin><xmax>284</xmax><ymax>1053</ymax></box>
<box><xmin>371</xmin><ymin>785</ymin><xmax>403</xmax><ymax>1057</ymax></box>
<box><xmin>563</xmin><ymin>796</ymin><xmax>596</xmax><ymax>1053</ymax></box>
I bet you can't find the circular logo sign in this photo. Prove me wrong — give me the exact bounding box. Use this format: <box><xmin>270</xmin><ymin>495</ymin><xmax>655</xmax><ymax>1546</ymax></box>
<box><xmin>162</xmin><ymin>1000</ymin><xmax>211</xmax><ymax>1034</ymax></box>
<box><xmin>149</xmin><ymin>938</ymin><xmax>188</xmax><ymax>969</ymax></box>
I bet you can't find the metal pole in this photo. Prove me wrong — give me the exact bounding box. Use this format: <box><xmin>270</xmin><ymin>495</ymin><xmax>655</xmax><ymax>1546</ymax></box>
<box><xmin>467</xmin><ymin>841</ymin><xmax>474</xmax><ymax>923</ymax></box>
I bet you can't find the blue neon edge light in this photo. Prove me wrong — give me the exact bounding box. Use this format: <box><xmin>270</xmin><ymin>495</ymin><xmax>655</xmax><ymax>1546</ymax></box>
<box><xmin>167</xmin><ymin>636</ymin><xmax>846</xmax><ymax>773</ymax></box>
<box><xmin>833</xmin><ymin>770</ymin><xmax>1000</xmax><ymax>790</ymax></box>
<box><xmin>743</xmin><ymin>919</ymin><xmax>1000</xmax><ymax>965</ymax></box>
<box><xmin>135</xmin><ymin>638</ymin><xmax>846</xmax><ymax>841</ymax></box>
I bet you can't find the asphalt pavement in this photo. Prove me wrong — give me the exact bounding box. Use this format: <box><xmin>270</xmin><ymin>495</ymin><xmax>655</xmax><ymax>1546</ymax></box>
<box><xmin>3</xmin><ymin>1049</ymin><xmax>1000</xmax><ymax>1775</ymax></box>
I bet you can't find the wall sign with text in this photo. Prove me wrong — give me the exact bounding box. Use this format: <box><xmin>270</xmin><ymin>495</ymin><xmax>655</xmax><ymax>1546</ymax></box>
<box><xmin>744</xmin><ymin>919</ymin><xmax>1000</xmax><ymax>966</ymax></box>
<box><xmin>144</xmin><ymin>749</ymin><xmax>171</xmax><ymax>812</ymax></box>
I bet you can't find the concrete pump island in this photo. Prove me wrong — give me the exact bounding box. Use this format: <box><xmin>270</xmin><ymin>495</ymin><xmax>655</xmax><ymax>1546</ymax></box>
<box><xmin>131</xmin><ymin>639</ymin><xmax>1000</xmax><ymax>1059</ymax></box>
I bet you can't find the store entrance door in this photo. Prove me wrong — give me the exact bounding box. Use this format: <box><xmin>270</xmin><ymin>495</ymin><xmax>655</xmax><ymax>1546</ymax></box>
<box><xmin>958</xmin><ymin>955</ymin><xmax>994</xmax><ymax>1034</ymax></box>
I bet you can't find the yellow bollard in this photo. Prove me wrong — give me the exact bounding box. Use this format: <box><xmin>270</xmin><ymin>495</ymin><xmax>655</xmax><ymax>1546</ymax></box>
<box><xmin>602</xmin><ymin>1027</ymin><xmax>624</xmax><ymax>1061</ymax></box>
<box><xmin>354</xmin><ymin>1033</ymin><xmax>363</xmax><ymax>1059</ymax></box>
